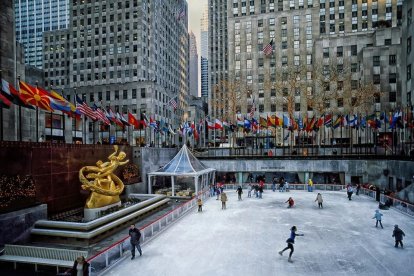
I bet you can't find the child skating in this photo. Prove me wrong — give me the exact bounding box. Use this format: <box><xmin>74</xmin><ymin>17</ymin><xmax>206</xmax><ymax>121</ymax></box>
<box><xmin>315</xmin><ymin>193</ymin><xmax>323</xmax><ymax>208</ymax></box>
<box><xmin>279</xmin><ymin>226</ymin><xmax>304</xmax><ymax>263</ymax></box>
<box><xmin>197</xmin><ymin>198</ymin><xmax>203</xmax><ymax>212</ymax></box>
<box><xmin>285</xmin><ymin>197</ymin><xmax>294</xmax><ymax>208</ymax></box>
<box><xmin>372</xmin><ymin>209</ymin><xmax>383</xmax><ymax>228</ymax></box>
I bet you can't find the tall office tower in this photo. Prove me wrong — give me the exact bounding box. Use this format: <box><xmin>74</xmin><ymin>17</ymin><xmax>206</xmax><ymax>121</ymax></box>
<box><xmin>189</xmin><ymin>31</ymin><xmax>199</xmax><ymax>97</ymax></box>
<box><xmin>14</xmin><ymin>0</ymin><xmax>69</xmax><ymax>68</ymax></box>
<box><xmin>402</xmin><ymin>0</ymin><xmax>413</xmax><ymax>109</ymax></box>
<box><xmin>43</xmin><ymin>0</ymin><xmax>189</xmax><ymax>144</ymax></box>
<box><xmin>226</xmin><ymin>0</ymin><xmax>402</xmax><ymax>120</ymax></box>
<box><xmin>209</xmin><ymin>0</ymin><xmax>228</xmax><ymax>118</ymax></box>
<box><xmin>200</xmin><ymin>4</ymin><xmax>209</xmax><ymax>98</ymax></box>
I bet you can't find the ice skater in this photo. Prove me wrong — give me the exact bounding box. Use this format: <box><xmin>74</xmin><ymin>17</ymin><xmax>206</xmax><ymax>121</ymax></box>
<box><xmin>307</xmin><ymin>178</ymin><xmax>313</xmax><ymax>192</ymax></box>
<box><xmin>372</xmin><ymin>210</ymin><xmax>383</xmax><ymax>228</ymax></box>
<box><xmin>285</xmin><ymin>197</ymin><xmax>294</xmax><ymax>208</ymax></box>
<box><xmin>346</xmin><ymin>184</ymin><xmax>354</xmax><ymax>200</ymax></box>
<box><xmin>236</xmin><ymin>186</ymin><xmax>243</xmax><ymax>201</ymax></box>
<box><xmin>247</xmin><ymin>183</ymin><xmax>252</xmax><ymax>198</ymax></box>
<box><xmin>315</xmin><ymin>193</ymin><xmax>323</xmax><ymax>208</ymax></box>
<box><xmin>216</xmin><ymin>186</ymin><xmax>221</xmax><ymax>200</ymax></box>
<box><xmin>279</xmin><ymin>226</ymin><xmax>304</xmax><ymax>263</ymax></box>
<box><xmin>197</xmin><ymin>198</ymin><xmax>203</xmax><ymax>212</ymax></box>
<box><xmin>221</xmin><ymin>191</ymin><xmax>228</xmax><ymax>210</ymax></box>
<box><xmin>392</xmin><ymin>225</ymin><xmax>405</xmax><ymax>248</ymax></box>
<box><xmin>129</xmin><ymin>224</ymin><xmax>142</xmax><ymax>259</ymax></box>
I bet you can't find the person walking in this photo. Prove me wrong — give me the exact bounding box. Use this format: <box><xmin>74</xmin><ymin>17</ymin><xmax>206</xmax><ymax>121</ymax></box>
<box><xmin>308</xmin><ymin>178</ymin><xmax>313</xmax><ymax>192</ymax></box>
<box><xmin>315</xmin><ymin>193</ymin><xmax>323</xmax><ymax>208</ymax></box>
<box><xmin>392</xmin><ymin>225</ymin><xmax>406</xmax><ymax>248</ymax></box>
<box><xmin>346</xmin><ymin>184</ymin><xmax>354</xmax><ymax>200</ymax></box>
<box><xmin>272</xmin><ymin>177</ymin><xmax>277</xmax><ymax>192</ymax></box>
<box><xmin>197</xmin><ymin>198</ymin><xmax>203</xmax><ymax>212</ymax></box>
<box><xmin>71</xmin><ymin>256</ymin><xmax>89</xmax><ymax>276</ymax></box>
<box><xmin>221</xmin><ymin>191</ymin><xmax>228</xmax><ymax>210</ymax></box>
<box><xmin>236</xmin><ymin>186</ymin><xmax>243</xmax><ymax>201</ymax></box>
<box><xmin>129</xmin><ymin>224</ymin><xmax>142</xmax><ymax>259</ymax></box>
<box><xmin>279</xmin><ymin>226</ymin><xmax>304</xmax><ymax>263</ymax></box>
<box><xmin>356</xmin><ymin>184</ymin><xmax>361</xmax><ymax>196</ymax></box>
<box><xmin>285</xmin><ymin>197</ymin><xmax>294</xmax><ymax>208</ymax></box>
<box><xmin>372</xmin><ymin>210</ymin><xmax>383</xmax><ymax>228</ymax></box>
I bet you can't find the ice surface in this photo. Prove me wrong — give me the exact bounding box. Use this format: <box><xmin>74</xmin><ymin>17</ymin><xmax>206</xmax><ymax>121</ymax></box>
<box><xmin>106</xmin><ymin>190</ymin><xmax>414</xmax><ymax>276</ymax></box>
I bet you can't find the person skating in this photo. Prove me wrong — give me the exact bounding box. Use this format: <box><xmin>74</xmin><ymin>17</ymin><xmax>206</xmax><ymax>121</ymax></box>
<box><xmin>392</xmin><ymin>225</ymin><xmax>405</xmax><ymax>248</ymax></box>
<box><xmin>197</xmin><ymin>198</ymin><xmax>203</xmax><ymax>212</ymax></box>
<box><xmin>315</xmin><ymin>193</ymin><xmax>323</xmax><ymax>208</ymax></box>
<box><xmin>285</xmin><ymin>197</ymin><xmax>294</xmax><ymax>208</ymax></box>
<box><xmin>221</xmin><ymin>191</ymin><xmax>228</xmax><ymax>210</ymax></box>
<box><xmin>236</xmin><ymin>186</ymin><xmax>243</xmax><ymax>201</ymax></box>
<box><xmin>247</xmin><ymin>183</ymin><xmax>252</xmax><ymax>198</ymax></box>
<box><xmin>272</xmin><ymin>177</ymin><xmax>277</xmax><ymax>192</ymax></box>
<box><xmin>216</xmin><ymin>186</ymin><xmax>221</xmax><ymax>200</ymax></box>
<box><xmin>356</xmin><ymin>184</ymin><xmax>361</xmax><ymax>195</ymax></box>
<box><xmin>372</xmin><ymin>210</ymin><xmax>383</xmax><ymax>228</ymax></box>
<box><xmin>279</xmin><ymin>226</ymin><xmax>304</xmax><ymax>263</ymax></box>
<box><xmin>346</xmin><ymin>184</ymin><xmax>354</xmax><ymax>200</ymax></box>
<box><xmin>129</xmin><ymin>224</ymin><xmax>142</xmax><ymax>259</ymax></box>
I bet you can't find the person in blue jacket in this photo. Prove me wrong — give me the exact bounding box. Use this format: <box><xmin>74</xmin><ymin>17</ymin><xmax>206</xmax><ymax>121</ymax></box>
<box><xmin>279</xmin><ymin>226</ymin><xmax>304</xmax><ymax>263</ymax></box>
<box><xmin>372</xmin><ymin>210</ymin><xmax>383</xmax><ymax>228</ymax></box>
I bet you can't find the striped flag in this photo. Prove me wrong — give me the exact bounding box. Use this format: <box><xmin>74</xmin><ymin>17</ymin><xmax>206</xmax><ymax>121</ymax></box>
<box><xmin>75</xmin><ymin>95</ymin><xmax>96</xmax><ymax>120</ymax></box>
<box><xmin>262</xmin><ymin>39</ymin><xmax>274</xmax><ymax>56</ymax></box>
<box><xmin>168</xmin><ymin>96</ymin><xmax>178</xmax><ymax>110</ymax></box>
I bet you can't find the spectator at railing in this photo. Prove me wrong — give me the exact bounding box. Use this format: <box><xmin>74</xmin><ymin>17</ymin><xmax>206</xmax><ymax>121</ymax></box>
<box><xmin>71</xmin><ymin>256</ymin><xmax>89</xmax><ymax>276</ymax></box>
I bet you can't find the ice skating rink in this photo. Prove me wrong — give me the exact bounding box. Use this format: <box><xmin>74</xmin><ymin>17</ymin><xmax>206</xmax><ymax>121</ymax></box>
<box><xmin>106</xmin><ymin>190</ymin><xmax>414</xmax><ymax>276</ymax></box>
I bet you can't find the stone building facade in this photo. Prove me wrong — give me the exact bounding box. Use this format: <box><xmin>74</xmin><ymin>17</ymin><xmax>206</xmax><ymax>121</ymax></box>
<box><xmin>402</xmin><ymin>0</ymin><xmax>413</xmax><ymax>109</ymax></box>
<box><xmin>189</xmin><ymin>31</ymin><xmax>198</xmax><ymax>98</ymax></box>
<box><xmin>43</xmin><ymin>0</ymin><xmax>189</xmax><ymax>145</ymax></box>
<box><xmin>224</xmin><ymin>0</ymin><xmax>403</xmax><ymax>120</ymax></box>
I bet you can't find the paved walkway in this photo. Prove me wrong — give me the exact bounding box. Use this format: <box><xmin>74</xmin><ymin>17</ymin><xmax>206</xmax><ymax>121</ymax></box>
<box><xmin>106</xmin><ymin>190</ymin><xmax>414</xmax><ymax>276</ymax></box>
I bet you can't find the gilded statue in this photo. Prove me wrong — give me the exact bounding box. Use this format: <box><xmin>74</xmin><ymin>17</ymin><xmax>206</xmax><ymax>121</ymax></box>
<box><xmin>79</xmin><ymin>145</ymin><xmax>129</xmax><ymax>209</ymax></box>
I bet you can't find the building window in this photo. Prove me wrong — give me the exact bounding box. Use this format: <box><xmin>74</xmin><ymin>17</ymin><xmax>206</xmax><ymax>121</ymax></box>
<box><xmin>408</xmin><ymin>37</ymin><xmax>412</xmax><ymax>54</ymax></box>
<box><xmin>385</xmin><ymin>39</ymin><xmax>391</xmax><ymax>45</ymax></box>
<box><xmin>271</xmin><ymin>104</ymin><xmax>276</xmax><ymax>112</ymax></box>
<box><xmin>408</xmin><ymin>65</ymin><xmax>412</xmax><ymax>81</ymax></box>
<box><xmin>373</xmin><ymin>56</ymin><xmax>380</xmax><ymax>67</ymax></box>
<box><xmin>389</xmin><ymin>55</ymin><xmax>396</xmax><ymax>65</ymax></box>
<box><xmin>389</xmin><ymin>73</ymin><xmax>396</xmax><ymax>83</ymax></box>
<box><xmin>259</xmin><ymin>104</ymin><xmax>264</xmax><ymax>112</ymax></box>
<box><xmin>351</xmin><ymin>45</ymin><xmax>357</xmax><ymax>56</ymax></box>
<box><xmin>141</xmin><ymin>88</ymin><xmax>146</xmax><ymax>98</ymax></box>
<box><xmin>337</xmin><ymin>98</ymin><xmax>343</xmax><ymax>108</ymax></box>
<box><xmin>351</xmin><ymin>80</ymin><xmax>359</xmax><ymax>89</ymax></box>
<box><xmin>323</xmin><ymin>48</ymin><xmax>329</xmax><ymax>58</ymax></box>
<box><xmin>295</xmin><ymin>103</ymin><xmax>301</xmax><ymax>111</ymax></box>
<box><xmin>389</xmin><ymin>92</ymin><xmax>396</xmax><ymax>102</ymax></box>
<box><xmin>337</xmin><ymin>46</ymin><xmax>343</xmax><ymax>57</ymax></box>
<box><xmin>373</xmin><ymin>75</ymin><xmax>381</xmax><ymax>84</ymax></box>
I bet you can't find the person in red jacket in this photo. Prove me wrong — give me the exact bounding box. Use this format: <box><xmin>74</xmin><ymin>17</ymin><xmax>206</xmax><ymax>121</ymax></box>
<box><xmin>286</xmin><ymin>197</ymin><xmax>294</xmax><ymax>208</ymax></box>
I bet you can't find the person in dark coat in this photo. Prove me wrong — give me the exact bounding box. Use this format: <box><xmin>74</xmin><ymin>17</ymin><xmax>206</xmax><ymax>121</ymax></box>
<box><xmin>279</xmin><ymin>226</ymin><xmax>304</xmax><ymax>263</ymax></box>
<box><xmin>129</xmin><ymin>224</ymin><xmax>142</xmax><ymax>259</ymax></box>
<box><xmin>71</xmin><ymin>256</ymin><xmax>89</xmax><ymax>276</ymax></box>
<box><xmin>236</xmin><ymin>186</ymin><xmax>243</xmax><ymax>200</ymax></box>
<box><xmin>392</xmin><ymin>225</ymin><xmax>406</xmax><ymax>248</ymax></box>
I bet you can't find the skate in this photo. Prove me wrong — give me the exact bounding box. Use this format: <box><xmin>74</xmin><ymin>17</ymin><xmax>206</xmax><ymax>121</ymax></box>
<box><xmin>288</xmin><ymin>257</ymin><xmax>293</xmax><ymax>263</ymax></box>
<box><xmin>278</xmin><ymin>251</ymin><xmax>283</xmax><ymax>256</ymax></box>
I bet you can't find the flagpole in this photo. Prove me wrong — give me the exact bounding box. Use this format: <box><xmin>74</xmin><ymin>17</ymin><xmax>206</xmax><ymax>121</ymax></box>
<box><xmin>49</xmin><ymin>85</ymin><xmax>53</xmax><ymax>142</ymax></box>
<box><xmin>35</xmin><ymin>81</ymin><xmax>40</xmax><ymax>142</ymax></box>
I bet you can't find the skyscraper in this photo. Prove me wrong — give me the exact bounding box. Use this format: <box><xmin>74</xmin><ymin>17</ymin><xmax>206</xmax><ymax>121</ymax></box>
<box><xmin>14</xmin><ymin>0</ymin><xmax>69</xmax><ymax>68</ymax></box>
<box><xmin>402</xmin><ymin>0</ymin><xmax>413</xmax><ymax>109</ymax></box>
<box><xmin>200</xmin><ymin>4</ymin><xmax>209</xmax><ymax>98</ymax></box>
<box><xmin>189</xmin><ymin>31</ymin><xmax>199</xmax><ymax>97</ymax></box>
<box><xmin>43</xmin><ymin>0</ymin><xmax>189</xmax><ymax>144</ymax></box>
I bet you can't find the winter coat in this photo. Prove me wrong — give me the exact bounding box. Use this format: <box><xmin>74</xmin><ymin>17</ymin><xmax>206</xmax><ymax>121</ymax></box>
<box><xmin>286</xmin><ymin>230</ymin><xmax>297</xmax><ymax>244</ymax></box>
<box><xmin>393</xmin><ymin>227</ymin><xmax>405</xmax><ymax>241</ymax></box>
<box><xmin>221</xmin><ymin>193</ymin><xmax>228</xmax><ymax>202</ymax></box>
<box><xmin>347</xmin><ymin>186</ymin><xmax>354</xmax><ymax>193</ymax></box>
<box><xmin>237</xmin><ymin>187</ymin><xmax>243</xmax><ymax>195</ymax></box>
<box><xmin>308</xmin><ymin>179</ymin><xmax>313</xmax><ymax>186</ymax></box>
<box><xmin>315</xmin><ymin>194</ymin><xmax>323</xmax><ymax>203</ymax></box>
<box><xmin>197</xmin><ymin>199</ymin><xmax>202</xmax><ymax>206</ymax></box>
<box><xmin>373</xmin><ymin>210</ymin><xmax>383</xmax><ymax>220</ymax></box>
<box><xmin>129</xmin><ymin>228</ymin><xmax>141</xmax><ymax>245</ymax></box>
<box><xmin>71</xmin><ymin>260</ymin><xmax>90</xmax><ymax>276</ymax></box>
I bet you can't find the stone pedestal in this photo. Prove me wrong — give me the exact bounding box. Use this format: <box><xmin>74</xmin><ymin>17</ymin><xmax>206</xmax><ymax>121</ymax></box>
<box><xmin>84</xmin><ymin>201</ymin><xmax>121</xmax><ymax>221</ymax></box>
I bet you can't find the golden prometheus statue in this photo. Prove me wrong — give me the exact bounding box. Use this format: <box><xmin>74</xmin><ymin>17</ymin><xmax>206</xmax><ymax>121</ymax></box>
<box><xmin>79</xmin><ymin>145</ymin><xmax>129</xmax><ymax>209</ymax></box>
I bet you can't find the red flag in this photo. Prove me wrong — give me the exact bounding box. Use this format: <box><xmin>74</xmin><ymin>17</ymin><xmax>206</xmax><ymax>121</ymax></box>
<box><xmin>19</xmin><ymin>81</ymin><xmax>53</xmax><ymax>111</ymax></box>
<box><xmin>128</xmin><ymin>112</ymin><xmax>139</xmax><ymax>129</ymax></box>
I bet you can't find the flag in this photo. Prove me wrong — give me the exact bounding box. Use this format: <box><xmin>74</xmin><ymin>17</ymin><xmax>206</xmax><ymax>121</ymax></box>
<box><xmin>75</xmin><ymin>95</ymin><xmax>96</xmax><ymax>120</ymax></box>
<box><xmin>324</xmin><ymin>114</ymin><xmax>332</xmax><ymax>126</ymax></box>
<box><xmin>259</xmin><ymin>115</ymin><xmax>268</xmax><ymax>128</ymax></box>
<box><xmin>49</xmin><ymin>90</ymin><xmax>75</xmax><ymax>114</ymax></box>
<box><xmin>107</xmin><ymin>108</ymin><xmax>123</xmax><ymax>126</ymax></box>
<box><xmin>214</xmin><ymin>118</ymin><xmax>223</xmax><ymax>130</ymax></box>
<box><xmin>94</xmin><ymin>106</ymin><xmax>110</xmax><ymax>125</ymax></box>
<box><xmin>118</xmin><ymin>112</ymin><xmax>130</xmax><ymax>126</ymax></box>
<box><xmin>244</xmin><ymin>117</ymin><xmax>251</xmax><ymax>130</ymax></box>
<box><xmin>223</xmin><ymin>120</ymin><xmax>230</xmax><ymax>129</ymax></box>
<box><xmin>168</xmin><ymin>124</ymin><xmax>176</xmax><ymax>135</ymax></box>
<box><xmin>283</xmin><ymin>132</ymin><xmax>290</xmax><ymax>141</ymax></box>
<box><xmin>262</xmin><ymin>39</ymin><xmax>274</xmax><ymax>56</ymax></box>
<box><xmin>168</xmin><ymin>96</ymin><xmax>178</xmax><ymax>110</ymax></box>
<box><xmin>283</xmin><ymin>115</ymin><xmax>291</xmax><ymax>128</ymax></box>
<box><xmin>1</xmin><ymin>79</ymin><xmax>34</xmax><ymax>109</ymax></box>
<box><xmin>206</xmin><ymin>119</ymin><xmax>215</xmax><ymax>129</ymax></box>
<box><xmin>141</xmin><ymin>113</ymin><xmax>149</xmax><ymax>128</ymax></box>
<box><xmin>249</xmin><ymin>99</ymin><xmax>256</xmax><ymax>118</ymax></box>
<box><xmin>267</xmin><ymin>115</ymin><xmax>276</xmax><ymax>127</ymax></box>
<box><xmin>298</xmin><ymin>115</ymin><xmax>303</xmax><ymax>130</ymax></box>
<box><xmin>390</xmin><ymin>111</ymin><xmax>403</xmax><ymax>129</ymax></box>
<box><xmin>275</xmin><ymin>115</ymin><xmax>282</xmax><ymax>126</ymax></box>
<box><xmin>150</xmin><ymin>117</ymin><xmax>158</xmax><ymax>129</ymax></box>
<box><xmin>306</xmin><ymin>117</ymin><xmax>316</xmax><ymax>132</ymax></box>
<box><xmin>128</xmin><ymin>112</ymin><xmax>139</xmax><ymax>129</ymax></box>
<box><xmin>237</xmin><ymin>115</ymin><xmax>244</xmax><ymax>127</ymax></box>
<box><xmin>332</xmin><ymin>116</ymin><xmax>342</xmax><ymax>129</ymax></box>
<box><xmin>0</xmin><ymin>93</ymin><xmax>11</xmax><ymax>108</ymax></box>
<box><xmin>19</xmin><ymin>81</ymin><xmax>53</xmax><ymax>111</ymax></box>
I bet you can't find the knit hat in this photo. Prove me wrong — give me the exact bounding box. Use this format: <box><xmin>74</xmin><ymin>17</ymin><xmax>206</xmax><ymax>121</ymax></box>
<box><xmin>394</xmin><ymin>224</ymin><xmax>398</xmax><ymax>228</ymax></box>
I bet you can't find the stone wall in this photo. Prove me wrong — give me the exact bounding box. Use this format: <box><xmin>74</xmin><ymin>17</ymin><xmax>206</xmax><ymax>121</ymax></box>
<box><xmin>0</xmin><ymin>204</ymin><xmax>47</xmax><ymax>246</ymax></box>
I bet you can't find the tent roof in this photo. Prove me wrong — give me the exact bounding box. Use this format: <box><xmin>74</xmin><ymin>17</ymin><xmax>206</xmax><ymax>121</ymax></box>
<box><xmin>148</xmin><ymin>145</ymin><xmax>215</xmax><ymax>176</ymax></box>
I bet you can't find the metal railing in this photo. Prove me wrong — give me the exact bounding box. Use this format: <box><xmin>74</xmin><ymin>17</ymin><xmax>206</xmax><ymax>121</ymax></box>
<box><xmin>221</xmin><ymin>183</ymin><xmax>345</xmax><ymax>192</ymax></box>
<box><xmin>86</xmin><ymin>190</ymin><xmax>209</xmax><ymax>276</ymax></box>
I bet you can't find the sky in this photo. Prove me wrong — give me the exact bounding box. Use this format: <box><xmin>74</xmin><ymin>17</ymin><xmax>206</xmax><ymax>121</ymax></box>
<box><xmin>187</xmin><ymin>0</ymin><xmax>207</xmax><ymax>96</ymax></box>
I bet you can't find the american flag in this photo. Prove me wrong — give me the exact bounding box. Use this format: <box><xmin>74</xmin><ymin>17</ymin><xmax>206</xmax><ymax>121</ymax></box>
<box><xmin>168</xmin><ymin>96</ymin><xmax>178</xmax><ymax>110</ymax></box>
<box><xmin>262</xmin><ymin>39</ymin><xmax>274</xmax><ymax>56</ymax></box>
<box><xmin>76</xmin><ymin>95</ymin><xmax>96</xmax><ymax>120</ymax></box>
<box><xmin>249</xmin><ymin>98</ymin><xmax>256</xmax><ymax>118</ymax></box>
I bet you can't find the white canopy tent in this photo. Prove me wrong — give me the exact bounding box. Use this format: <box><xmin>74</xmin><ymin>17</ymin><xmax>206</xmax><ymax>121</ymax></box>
<box><xmin>147</xmin><ymin>145</ymin><xmax>216</xmax><ymax>196</ymax></box>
